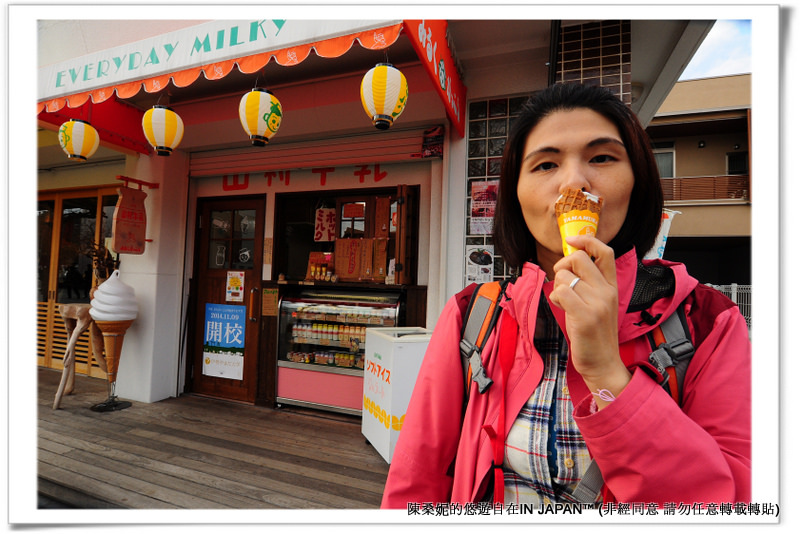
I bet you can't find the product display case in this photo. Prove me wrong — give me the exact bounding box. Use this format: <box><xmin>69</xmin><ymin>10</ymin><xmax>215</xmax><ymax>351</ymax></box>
<box><xmin>276</xmin><ymin>288</ymin><xmax>401</xmax><ymax>414</ymax></box>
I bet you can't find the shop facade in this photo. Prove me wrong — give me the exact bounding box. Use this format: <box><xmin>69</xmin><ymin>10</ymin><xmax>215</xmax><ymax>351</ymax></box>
<box><xmin>36</xmin><ymin>16</ymin><xmax>713</xmax><ymax>410</ymax></box>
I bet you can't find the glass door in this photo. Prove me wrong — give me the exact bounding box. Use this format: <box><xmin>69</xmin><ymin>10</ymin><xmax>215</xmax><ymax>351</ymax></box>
<box><xmin>37</xmin><ymin>188</ymin><xmax>119</xmax><ymax>376</ymax></box>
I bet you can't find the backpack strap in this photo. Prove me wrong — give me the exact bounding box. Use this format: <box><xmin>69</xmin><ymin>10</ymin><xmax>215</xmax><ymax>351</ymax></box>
<box><xmin>646</xmin><ymin>307</ymin><xmax>695</xmax><ymax>403</ymax></box>
<box><xmin>459</xmin><ymin>280</ymin><xmax>509</xmax><ymax>403</ymax></box>
<box><xmin>569</xmin><ymin>304</ymin><xmax>695</xmax><ymax>503</ymax></box>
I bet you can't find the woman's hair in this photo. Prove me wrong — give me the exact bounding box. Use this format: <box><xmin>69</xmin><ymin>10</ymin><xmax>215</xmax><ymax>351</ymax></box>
<box><xmin>492</xmin><ymin>83</ymin><xmax>664</xmax><ymax>271</ymax></box>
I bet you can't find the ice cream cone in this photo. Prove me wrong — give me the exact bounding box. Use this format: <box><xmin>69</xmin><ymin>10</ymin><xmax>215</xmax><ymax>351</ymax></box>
<box><xmin>94</xmin><ymin>319</ymin><xmax>134</xmax><ymax>384</ymax></box>
<box><xmin>555</xmin><ymin>187</ymin><xmax>603</xmax><ymax>256</ymax></box>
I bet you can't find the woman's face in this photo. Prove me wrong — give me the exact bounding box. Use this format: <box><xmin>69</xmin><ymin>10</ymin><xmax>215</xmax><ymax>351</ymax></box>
<box><xmin>517</xmin><ymin>108</ymin><xmax>635</xmax><ymax>269</ymax></box>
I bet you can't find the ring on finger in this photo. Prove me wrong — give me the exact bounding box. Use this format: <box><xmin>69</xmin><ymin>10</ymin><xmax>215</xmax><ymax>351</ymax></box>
<box><xmin>569</xmin><ymin>277</ymin><xmax>581</xmax><ymax>290</ymax></box>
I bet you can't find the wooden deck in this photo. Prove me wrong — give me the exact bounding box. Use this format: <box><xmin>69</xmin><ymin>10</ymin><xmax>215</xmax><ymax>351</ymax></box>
<box><xmin>37</xmin><ymin>367</ymin><xmax>390</xmax><ymax>509</ymax></box>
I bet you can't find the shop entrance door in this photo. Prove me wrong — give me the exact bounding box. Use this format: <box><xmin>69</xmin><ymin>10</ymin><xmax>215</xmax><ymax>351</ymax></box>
<box><xmin>37</xmin><ymin>188</ymin><xmax>119</xmax><ymax>377</ymax></box>
<box><xmin>189</xmin><ymin>195</ymin><xmax>265</xmax><ymax>403</ymax></box>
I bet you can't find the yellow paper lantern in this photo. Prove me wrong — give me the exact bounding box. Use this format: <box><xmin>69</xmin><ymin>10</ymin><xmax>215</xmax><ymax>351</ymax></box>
<box><xmin>142</xmin><ymin>105</ymin><xmax>184</xmax><ymax>156</ymax></box>
<box><xmin>360</xmin><ymin>63</ymin><xmax>408</xmax><ymax>130</ymax></box>
<box><xmin>58</xmin><ymin>119</ymin><xmax>100</xmax><ymax>161</ymax></box>
<box><xmin>239</xmin><ymin>89</ymin><xmax>283</xmax><ymax>146</ymax></box>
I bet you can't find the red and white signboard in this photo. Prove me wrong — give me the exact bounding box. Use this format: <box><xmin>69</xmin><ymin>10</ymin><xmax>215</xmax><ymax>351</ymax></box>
<box><xmin>404</xmin><ymin>20</ymin><xmax>467</xmax><ymax>138</ymax></box>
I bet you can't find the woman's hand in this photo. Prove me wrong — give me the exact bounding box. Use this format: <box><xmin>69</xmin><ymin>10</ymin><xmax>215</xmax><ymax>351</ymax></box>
<box><xmin>549</xmin><ymin>235</ymin><xmax>631</xmax><ymax>407</ymax></box>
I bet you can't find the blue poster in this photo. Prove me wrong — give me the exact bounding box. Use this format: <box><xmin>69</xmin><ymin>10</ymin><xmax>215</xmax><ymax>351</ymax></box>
<box><xmin>202</xmin><ymin>303</ymin><xmax>246</xmax><ymax>379</ymax></box>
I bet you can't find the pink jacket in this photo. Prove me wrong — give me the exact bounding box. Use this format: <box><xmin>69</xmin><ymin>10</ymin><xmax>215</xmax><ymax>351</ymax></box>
<box><xmin>381</xmin><ymin>249</ymin><xmax>751</xmax><ymax>507</ymax></box>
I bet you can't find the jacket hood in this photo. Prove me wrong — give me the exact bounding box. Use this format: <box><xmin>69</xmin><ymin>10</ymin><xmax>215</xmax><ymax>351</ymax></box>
<box><xmin>509</xmin><ymin>248</ymin><xmax>698</xmax><ymax>346</ymax></box>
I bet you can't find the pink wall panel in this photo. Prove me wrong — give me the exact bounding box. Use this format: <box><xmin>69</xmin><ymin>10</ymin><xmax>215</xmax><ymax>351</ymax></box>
<box><xmin>277</xmin><ymin>366</ymin><xmax>363</xmax><ymax>411</ymax></box>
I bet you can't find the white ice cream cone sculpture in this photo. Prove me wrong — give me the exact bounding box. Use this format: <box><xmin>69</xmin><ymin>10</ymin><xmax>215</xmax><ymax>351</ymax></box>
<box><xmin>89</xmin><ymin>270</ymin><xmax>137</xmax><ymax>410</ymax></box>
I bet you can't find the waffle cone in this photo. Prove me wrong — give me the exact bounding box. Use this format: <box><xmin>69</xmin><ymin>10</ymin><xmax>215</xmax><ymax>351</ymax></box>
<box><xmin>554</xmin><ymin>187</ymin><xmax>603</xmax><ymax>216</ymax></box>
<box><xmin>94</xmin><ymin>319</ymin><xmax>134</xmax><ymax>383</ymax></box>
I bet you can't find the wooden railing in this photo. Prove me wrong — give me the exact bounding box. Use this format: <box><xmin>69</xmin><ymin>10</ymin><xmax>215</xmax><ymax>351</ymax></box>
<box><xmin>661</xmin><ymin>175</ymin><xmax>750</xmax><ymax>201</ymax></box>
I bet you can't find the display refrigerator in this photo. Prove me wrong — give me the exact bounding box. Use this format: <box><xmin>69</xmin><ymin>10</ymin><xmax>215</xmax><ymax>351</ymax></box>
<box><xmin>276</xmin><ymin>288</ymin><xmax>402</xmax><ymax>415</ymax></box>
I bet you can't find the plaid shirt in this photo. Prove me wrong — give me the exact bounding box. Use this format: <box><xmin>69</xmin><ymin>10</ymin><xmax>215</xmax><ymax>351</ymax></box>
<box><xmin>502</xmin><ymin>295</ymin><xmax>594</xmax><ymax>505</ymax></box>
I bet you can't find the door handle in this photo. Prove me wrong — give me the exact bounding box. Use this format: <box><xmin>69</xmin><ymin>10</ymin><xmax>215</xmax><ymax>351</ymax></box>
<box><xmin>249</xmin><ymin>288</ymin><xmax>258</xmax><ymax>322</ymax></box>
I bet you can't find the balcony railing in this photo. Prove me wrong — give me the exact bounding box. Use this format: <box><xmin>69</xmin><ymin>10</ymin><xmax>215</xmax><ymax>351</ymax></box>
<box><xmin>661</xmin><ymin>175</ymin><xmax>750</xmax><ymax>202</ymax></box>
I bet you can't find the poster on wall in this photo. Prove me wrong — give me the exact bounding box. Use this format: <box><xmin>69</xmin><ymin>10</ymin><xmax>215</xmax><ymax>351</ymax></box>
<box><xmin>226</xmin><ymin>271</ymin><xmax>245</xmax><ymax>302</ymax></box>
<box><xmin>469</xmin><ymin>180</ymin><xmax>498</xmax><ymax>235</ymax></box>
<box><xmin>465</xmin><ymin>245</ymin><xmax>494</xmax><ymax>284</ymax></box>
<box><xmin>202</xmin><ymin>303</ymin><xmax>246</xmax><ymax>380</ymax></box>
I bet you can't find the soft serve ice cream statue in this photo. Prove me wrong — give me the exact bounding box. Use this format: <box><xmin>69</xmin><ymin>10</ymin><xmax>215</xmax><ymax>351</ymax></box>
<box><xmin>89</xmin><ymin>270</ymin><xmax>138</xmax><ymax>410</ymax></box>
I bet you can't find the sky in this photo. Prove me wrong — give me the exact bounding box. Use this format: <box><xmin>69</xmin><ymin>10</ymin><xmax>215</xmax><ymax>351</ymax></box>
<box><xmin>679</xmin><ymin>19</ymin><xmax>752</xmax><ymax>80</ymax></box>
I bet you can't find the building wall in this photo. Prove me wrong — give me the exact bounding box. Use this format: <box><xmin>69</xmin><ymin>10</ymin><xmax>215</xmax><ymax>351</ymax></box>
<box><xmin>558</xmin><ymin>20</ymin><xmax>632</xmax><ymax>105</ymax></box>
<box><xmin>673</xmin><ymin>133</ymin><xmax>749</xmax><ymax>177</ymax></box>
<box><xmin>669</xmin><ymin>204</ymin><xmax>751</xmax><ymax>237</ymax></box>
<box><xmin>658</xmin><ymin>74</ymin><xmax>751</xmax><ymax>114</ymax></box>
<box><xmin>38</xmin><ymin>160</ymin><xmax>126</xmax><ymax>189</ymax></box>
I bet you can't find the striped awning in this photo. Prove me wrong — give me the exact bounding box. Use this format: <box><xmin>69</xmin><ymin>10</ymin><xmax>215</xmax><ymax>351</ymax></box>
<box><xmin>38</xmin><ymin>21</ymin><xmax>403</xmax><ymax>114</ymax></box>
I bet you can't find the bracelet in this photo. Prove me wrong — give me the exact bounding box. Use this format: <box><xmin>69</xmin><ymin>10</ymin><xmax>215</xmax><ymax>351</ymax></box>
<box><xmin>592</xmin><ymin>388</ymin><xmax>616</xmax><ymax>402</ymax></box>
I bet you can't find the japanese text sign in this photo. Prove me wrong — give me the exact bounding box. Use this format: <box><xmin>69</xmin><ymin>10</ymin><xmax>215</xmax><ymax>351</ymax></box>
<box><xmin>404</xmin><ymin>20</ymin><xmax>467</xmax><ymax>137</ymax></box>
<box><xmin>202</xmin><ymin>303</ymin><xmax>246</xmax><ymax>380</ymax></box>
<box><xmin>314</xmin><ymin>208</ymin><xmax>337</xmax><ymax>242</ymax></box>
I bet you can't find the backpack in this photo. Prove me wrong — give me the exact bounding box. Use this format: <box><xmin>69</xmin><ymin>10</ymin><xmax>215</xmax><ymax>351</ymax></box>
<box><xmin>458</xmin><ymin>279</ymin><xmax>696</xmax><ymax>503</ymax></box>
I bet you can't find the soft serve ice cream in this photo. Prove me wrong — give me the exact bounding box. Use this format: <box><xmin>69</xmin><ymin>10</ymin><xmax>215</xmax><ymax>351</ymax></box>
<box><xmin>89</xmin><ymin>270</ymin><xmax>138</xmax><ymax>322</ymax></box>
<box><xmin>89</xmin><ymin>270</ymin><xmax>137</xmax><ymax>387</ymax></box>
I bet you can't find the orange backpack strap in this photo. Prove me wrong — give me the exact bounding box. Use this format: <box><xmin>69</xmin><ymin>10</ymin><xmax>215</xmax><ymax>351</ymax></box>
<box><xmin>459</xmin><ymin>280</ymin><xmax>510</xmax><ymax>405</ymax></box>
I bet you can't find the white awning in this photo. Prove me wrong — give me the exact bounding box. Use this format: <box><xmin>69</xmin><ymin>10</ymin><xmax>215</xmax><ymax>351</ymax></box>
<box><xmin>38</xmin><ymin>19</ymin><xmax>403</xmax><ymax>112</ymax></box>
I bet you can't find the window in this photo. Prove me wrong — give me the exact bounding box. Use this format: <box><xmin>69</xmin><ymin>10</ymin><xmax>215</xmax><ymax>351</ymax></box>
<box><xmin>652</xmin><ymin>141</ymin><xmax>675</xmax><ymax>178</ymax></box>
<box><xmin>727</xmin><ymin>152</ymin><xmax>749</xmax><ymax>175</ymax></box>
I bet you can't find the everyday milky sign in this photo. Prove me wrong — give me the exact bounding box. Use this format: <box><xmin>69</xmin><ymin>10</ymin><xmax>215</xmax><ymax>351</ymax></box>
<box><xmin>38</xmin><ymin>19</ymin><xmax>398</xmax><ymax>101</ymax></box>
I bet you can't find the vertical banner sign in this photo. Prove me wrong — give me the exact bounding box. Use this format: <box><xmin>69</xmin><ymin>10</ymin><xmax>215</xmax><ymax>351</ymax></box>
<box><xmin>226</xmin><ymin>271</ymin><xmax>245</xmax><ymax>302</ymax></box>
<box><xmin>314</xmin><ymin>208</ymin><xmax>337</xmax><ymax>242</ymax></box>
<box><xmin>202</xmin><ymin>303</ymin><xmax>246</xmax><ymax>380</ymax></box>
<box><xmin>403</xmin><ymin>20</ymin><xmax>467</xmax><ymax>138</ymax></box>
<box><xmin>644</xmin><ymin>209</ymin><xmax>681</xmax><ymax>260</ymax></box>
<box><xmin>110</xmin><ymin>186</ymin><xmax>148</xmax><ymax>254</ymax></box>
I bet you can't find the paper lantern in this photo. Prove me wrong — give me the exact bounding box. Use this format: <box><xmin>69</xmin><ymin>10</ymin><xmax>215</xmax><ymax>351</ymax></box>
<box><xmin>239</xmin><ymin>89</ymin><xmax>283</xmax><ymax>146</ymax></box>
<box><xmin>360</xmin><ymin>63</ymin><xmax>408</xmax><ymax>130</ymax></box>
<box><xmin>142</xmin><ymin>105</ymin><xmax>184</xmax><ymax>156</ymax></box>
<box><xmin>57</xmin><ymin>119</ymin><xmax>100</xmax><ymax>161</ymax></box>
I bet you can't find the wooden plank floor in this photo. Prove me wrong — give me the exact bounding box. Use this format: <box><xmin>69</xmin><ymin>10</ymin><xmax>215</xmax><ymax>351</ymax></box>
<box><xmin>37</xmin><ymin>367</ymin><xmax>390</xmax><ymax>509</ymax></box>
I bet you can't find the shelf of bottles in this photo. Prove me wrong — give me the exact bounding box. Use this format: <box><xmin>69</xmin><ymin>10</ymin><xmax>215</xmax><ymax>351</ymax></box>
<box><xmin>277</xmin><ymin>289</ymin><xmax>401</xmax><ymax>376</ymax></box>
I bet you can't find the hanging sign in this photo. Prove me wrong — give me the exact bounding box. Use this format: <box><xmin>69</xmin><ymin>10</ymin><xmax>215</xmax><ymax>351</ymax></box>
<box><xmin>226</xmin><ymin>270</ymin><xmax>245</xmax><ymax>302</ymax></box>
<box><xmin>314</xmin><ymin>208</ymin><xmax>337</xmax><ymax>242</ymax></box>
<box><xmin>202</xmin><ymin>303</ymin><xmax>246</xmax><ymax>380</ymax></box>
<box><xmin>110</xmin><ymin>186</ymin><xmax>148</xmax><ymax>254</ymax></box>
<box><xmin>403</xmin><ymin>20</ymin><xmax>467</xmax><ymax>138</ymax></box>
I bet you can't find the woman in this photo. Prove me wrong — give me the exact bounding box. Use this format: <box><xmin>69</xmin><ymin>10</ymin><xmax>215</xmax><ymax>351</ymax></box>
<box><xmin>381</xmin><ymin>83</ymin><xmax>751</xmax><ymax>507</ymax></box>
